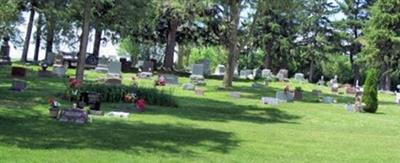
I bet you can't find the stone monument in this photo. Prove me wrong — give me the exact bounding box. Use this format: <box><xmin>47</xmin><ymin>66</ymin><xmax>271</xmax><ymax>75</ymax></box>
<box><xmin>0</xmin><ymin>36</ymin><xmax>11</xmax><ymax>65</ymax></box>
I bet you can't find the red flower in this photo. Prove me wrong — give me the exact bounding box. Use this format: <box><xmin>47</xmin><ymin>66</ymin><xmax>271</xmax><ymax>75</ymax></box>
<box><xmin>136</xmin><ymin>99</ymin><xmax>146</xmax><ymax>112</ymax></box>
<box><xmin>69</xmin><ymin>78</ymin><xmax>81</xmax><ymax>88</ymax></box>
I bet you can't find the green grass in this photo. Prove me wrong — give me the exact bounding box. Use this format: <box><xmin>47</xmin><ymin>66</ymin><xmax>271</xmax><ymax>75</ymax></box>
<box><xmin>1</xmin><ymin>64</ymin><xmax>400</xmax><ymax>163</ymax></box>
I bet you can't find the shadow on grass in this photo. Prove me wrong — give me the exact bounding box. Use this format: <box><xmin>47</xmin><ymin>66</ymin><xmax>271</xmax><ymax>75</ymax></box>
<box><xmin>143</xmin><ymin>96</ymin><xmax>301</xmax><ymax>124</ymax></box>
<box><xmin>0</xmin><ymin>112</ymin><xmax>238</xmax><ymax>155</ymax></box>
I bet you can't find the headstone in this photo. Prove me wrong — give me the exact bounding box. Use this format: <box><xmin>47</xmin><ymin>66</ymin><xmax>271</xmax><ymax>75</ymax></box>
<box><xmin>79</xmin><ymin>92</ymin><xmax>101</xmax><ymax>111</ymax></box>
<box><xmin>52</xmin><ymin>54</ymin><xmax>66</xmax><ymax>77</ymax></box>
<box><xmin>142</xmin><ymin>61</ymin><xmax>154</xmax><ymax>72</ymax></box>
<box><xmin>120</xmin><ymin>58</ymin><xmax>132</xmax><ymax>72</ymax></box>
<box><xmin>138</xmin><ymin>61</ymin><xmax>154</xmax><ymax>79</ymax></box>
<box><xmin>396</xmin><ymin>93</ymin><xmax>400</xmax><ymax>104</ymax></box>
<box><xmin>229</xmin><ymin>92</ymin><xmax>240</xmax><ymax>99</ymax></box>
<box><xmin>95</xmin><ymin>56</ymin><xmax>109</xmax><ymax>73</ymax></box>
<box><xmin>318</xmin><ymin>76</ymin><xmax>325</xmax><ymax>86</ymax></box>
<box><xmin>105</xmin><ymin>78</ymin><xmax>122</xmax><ymax>85</ymax></box>
<box><xmin>190</xmin><ymin>64</ymin><xmax>206</xmax><ymax>85</ymax></box>
<box><xmin>294</xmin><ymin>73</ymin><xmax>305</xmax><ymax>82</ymax></box>
<box><xmin>277</xmin><ymin>69</ymin><xmax>288</xmax><ymax>81</ymax></box>
<box><xmin>322</xmin><ymin>96</ymin><xmax>334</xmax><ymax>104</ymax></box>
<box><xmin>106</xmin><ymin>111</ymin><xmax>129</xmax><ymax>118</ymax></box>
<box><xmin>261</xmin><ymin>69</ymin><xmax>273</xmax><ymax>79</ymax></box>
<box><xmin>11</xmin><ymin>67</ymin><xmax>27</xmax><ymax>78</ymax></box>
<box><xmin>0</xmin><ymin>36</ymin><xmax>11</xmax><ymax>65</ymax></box>
<box><xmin>240</xmin><ymin>69</ymin><xmax>253</xmax><ymax>79</ymax></box>
<box><xmin>164</xmin><ymin>74</ymin><xmax>178</xmax><ymax>85</ymax></box>
<box><xmin>107</xmin><ymin>60</ymin><xmax>122</xmax><ymax>79</ymax></box>
<box><xmin>38</xmin><ymin>68</ymin><xmax>54</xmax><ymax>77</ymax></box>
<box><xmin>53</xmin><ymin>54</ymin><xmax>64</xmax><ymax>67</ymax></box>
<box><xmin>59</xmin><ymin>109</ymin><xmax>90</xmax><ymax>124</ymax></box>
<box><xmin>275</xmin><ymin>91</ymin><xmax>294</xmax><ymax>102</ymax></box>
<box><xmin>194</xmin><ymin>88</ymin><xmax>205</xmax><ymax>96</ymax></box>
<box><xmin>11</xmin><ymin>80</ymin><xmax>27</xmax><ymax>91</ymax></box>
<box><xmin>183</xmin><ymin>83</ymin><xmax>195</xmax><ymax>90</ymax></box>
<box><xmin>214</xmin><ymin>64</ymin><xmax>225</xmax><ymax>76</ymax></box>
<box><xmin>197</xmin><ymin>59</ymin><xmax>210</xmax><ymax>75</ymax></box>
<box><xmin>261</xmin><ymin>97</ymin><xmax>280</xmax><ymax>106</ymax></box>
<box><xmin>46</xmin><ymin>52</ymin><xmax>56</xmax><ymax>65</ymax></box>
<box><xmin>52</xmin><ymin>67</ymin><xmax>66</xmax><ymax>77</ymax></box>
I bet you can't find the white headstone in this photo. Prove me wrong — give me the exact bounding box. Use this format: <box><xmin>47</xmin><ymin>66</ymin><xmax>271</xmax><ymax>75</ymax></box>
<box><xmin>52</xmin><ymin>67</ymin><xmax>66</xmax><ymax>77</ymax></box>
<box><xmin>396</xmin><ymin>93</ymin><xmax>400</xmax><ymax>104</ymax></box>
<box><xmin>261</xmin><ymin>69</ymin><xmax>273</xmax><ymax>79</ymax></box>
<box><xmin>277</xmin><ymin>69</ymin><xmax>288</xmax><ymax>81</ymax></box>
<box><xmin>229</xmin><ymin>92</ymin><xmax>240</xmax><ymax>98</ymax></box>
<box><xmin>95</xmin><ymin>57</ymin><xmax>109</xmax><ymax>73</ymax></box>
<box><xmin>164</xmin><ymin>74</ymin><xmax>179</xmax><ymax>85</ymax></box>
<box><xmin>261</xmin><ymin>97</ymin><xmax>280</xmax><ymax>106</ymax></box>
<box><xmin>183</xmin><ymin>83</ymin><xmax>195</xmax><ymax>90</ymax></box>
<box><xmin>294</xmin><ymin>73</ymin><xmax>305</xmax><ymax>81</ymax></box>
<box><xmin>240</xmin><ymin>69</ymin><xmax>253</xmax><ymax>79</ymax></box>
<box><xmin>214</xmin><ymin>64</ymin><xmax>225</xmax><ymax>76</ymax></box>
<box><xmin>107</xmin><ymin>60</ymin><xmax>122</xmax><ymax>78</ymax></box>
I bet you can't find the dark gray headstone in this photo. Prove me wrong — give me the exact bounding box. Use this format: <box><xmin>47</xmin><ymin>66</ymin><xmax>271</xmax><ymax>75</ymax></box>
<box><xmin>11</xmin><ymin>80</ymin><xmax>27</xmax><ymax>91</ymax></box>
<box><xmin>59</xmin><ymin>109</ymin><xmax>89</xmax><ymax>124</ymax></box>
<box><xmin>142</xmin><ymin>61</ymin><xmax>154</xmax><ymax>72</ymax></box>
<box><xmin>0</xmin><ymin>37</ymin><xmax>11</xmax><ymax>65</ymax></box>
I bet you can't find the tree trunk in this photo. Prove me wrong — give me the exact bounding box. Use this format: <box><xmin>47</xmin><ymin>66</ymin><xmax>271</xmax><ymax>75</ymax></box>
<box><xmin>177</xmin><ymin>43</ymin><xmax>185</xmax><ymax>70</ymax></box>
<box><xmin>263</xmin><ymin>43</ymin><xmax>272</xmax><ymax>69</ymax></box>
<box><xmin>223</xmin><ymin>0</ymin><xmax>240</xmax><ymax>88</ymax></box>
<box><xmin>21</xmin><ymin>7</ymin><xmax>36</xmax><ymax>62</ymax></box>
<box><xmin>309</xmin><ymin>60</ymin><xmax>315</xmax><ymax>82</ymax></box>
<box><xmin>75</xmin><ymin>0</ymin><xmax>91</xmax><ymax>81</ymax></box>
<box><xmin>33</xmin><ymin>14</ymin><xmax>43</xmax><ymax>62</ymax></box>
<box><xmin>163</xmin><ymin>17</ymin><xmax>178</xmax><ymax>71</ymax></box>
<box><xmin>45</xmin><ymin>18</ymin><xmax>55</xmax><ymax>60</ymax></box>
<box><xmin>93</xmin><ymin>28</ymin><xmax>102</xmax><ymax>57</ymax></box>
<box><xmin>385</xmin><ymin>74</ymin><xmax>391</xmax><ymax>91</ymax></box>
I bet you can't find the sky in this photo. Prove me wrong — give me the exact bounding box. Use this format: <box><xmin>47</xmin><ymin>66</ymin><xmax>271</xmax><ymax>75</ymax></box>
<box><xmin>9</xmin><ymin>0</ymin><xmax>345</xmax><ymax>60</ymax></box>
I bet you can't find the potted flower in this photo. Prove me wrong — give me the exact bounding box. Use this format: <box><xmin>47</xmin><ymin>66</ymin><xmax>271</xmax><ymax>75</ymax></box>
<box><xmin>294</xmin><ymin>87</ymin><xmax>303</xmax><ymax>100</ymax></box>
<box><xmin>48</xmin><ymin>98</ymin><xmax>61</xmax><ymax>118</ymax></box>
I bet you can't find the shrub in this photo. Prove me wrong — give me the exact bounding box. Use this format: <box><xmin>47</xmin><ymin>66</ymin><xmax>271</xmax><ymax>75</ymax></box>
<box><xmin>363</xmin><ymin>69</ymin><xmax>378</xmax><ymax>113</ymax></box>
<box><xmin>295</xmin><ymin>87</ymin><xmax>303</xmax><ymax>92</ymax></box>
<box><xmin>79</xmin><ymin>84</ymin><xmax>178</xmax><ymax>107</ymax></box>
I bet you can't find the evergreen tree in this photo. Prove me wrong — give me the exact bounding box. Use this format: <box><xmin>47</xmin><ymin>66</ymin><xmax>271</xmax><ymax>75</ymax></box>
<box><xmin>335</xmin><ymin>0</ymin><xmax>375</xmax><ymax>84</ymax></box>
<box><xmin>297</xmin><ymin>0</ymin><xmax>339</xmax><ymax>82</ymax></box>
<box><xmin>361</xmin><ymin>0</ymin><xmax>400</xmax><ymax>90</ymax></box>
<box><xmin>363</xmin><ymin>69</ymin><xmax>378</xmax><ymax>113</ymax></box>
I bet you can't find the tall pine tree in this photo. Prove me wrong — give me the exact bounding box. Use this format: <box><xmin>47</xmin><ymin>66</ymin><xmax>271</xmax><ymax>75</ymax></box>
<box><xmin>361</xmin><ymin>0</ymin><xmax>400</xmax><ymax>90</ymax></box>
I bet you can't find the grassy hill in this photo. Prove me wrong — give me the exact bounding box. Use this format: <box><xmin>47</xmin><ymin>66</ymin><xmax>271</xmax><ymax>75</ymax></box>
<box><xmin>0</xmin><ymin>65</ymin><xmax>399</xmax><ymax>163</ymax></box>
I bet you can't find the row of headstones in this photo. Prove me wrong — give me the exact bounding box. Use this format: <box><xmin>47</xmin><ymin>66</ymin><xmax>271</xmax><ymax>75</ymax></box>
<box><xmin>239</xmin><ymin>69</ymin><xmax>297</xmax><ymax>81</ymax></box>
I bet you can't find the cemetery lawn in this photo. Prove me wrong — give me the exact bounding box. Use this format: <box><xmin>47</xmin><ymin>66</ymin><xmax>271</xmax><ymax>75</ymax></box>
<box><xmin>1</xmin><ymin>66</ymin><xmax>400</xmax><ymax>163</ymax></box>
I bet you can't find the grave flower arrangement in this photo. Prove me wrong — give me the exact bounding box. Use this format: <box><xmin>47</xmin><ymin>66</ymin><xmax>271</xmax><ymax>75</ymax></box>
<box><xmin>135</xmin><ymin>98</ymin><xmax>146</xmax><ymax>112</ymax></box>
<box><xmin>64</xmin><ymin>78</ymin><xmax>82</xmax><ymax>101</ymax></box>
<box><xmin>48</xmin><ymin>98</ymin><xmax>61</xmax><ymax>118</ymax></box>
